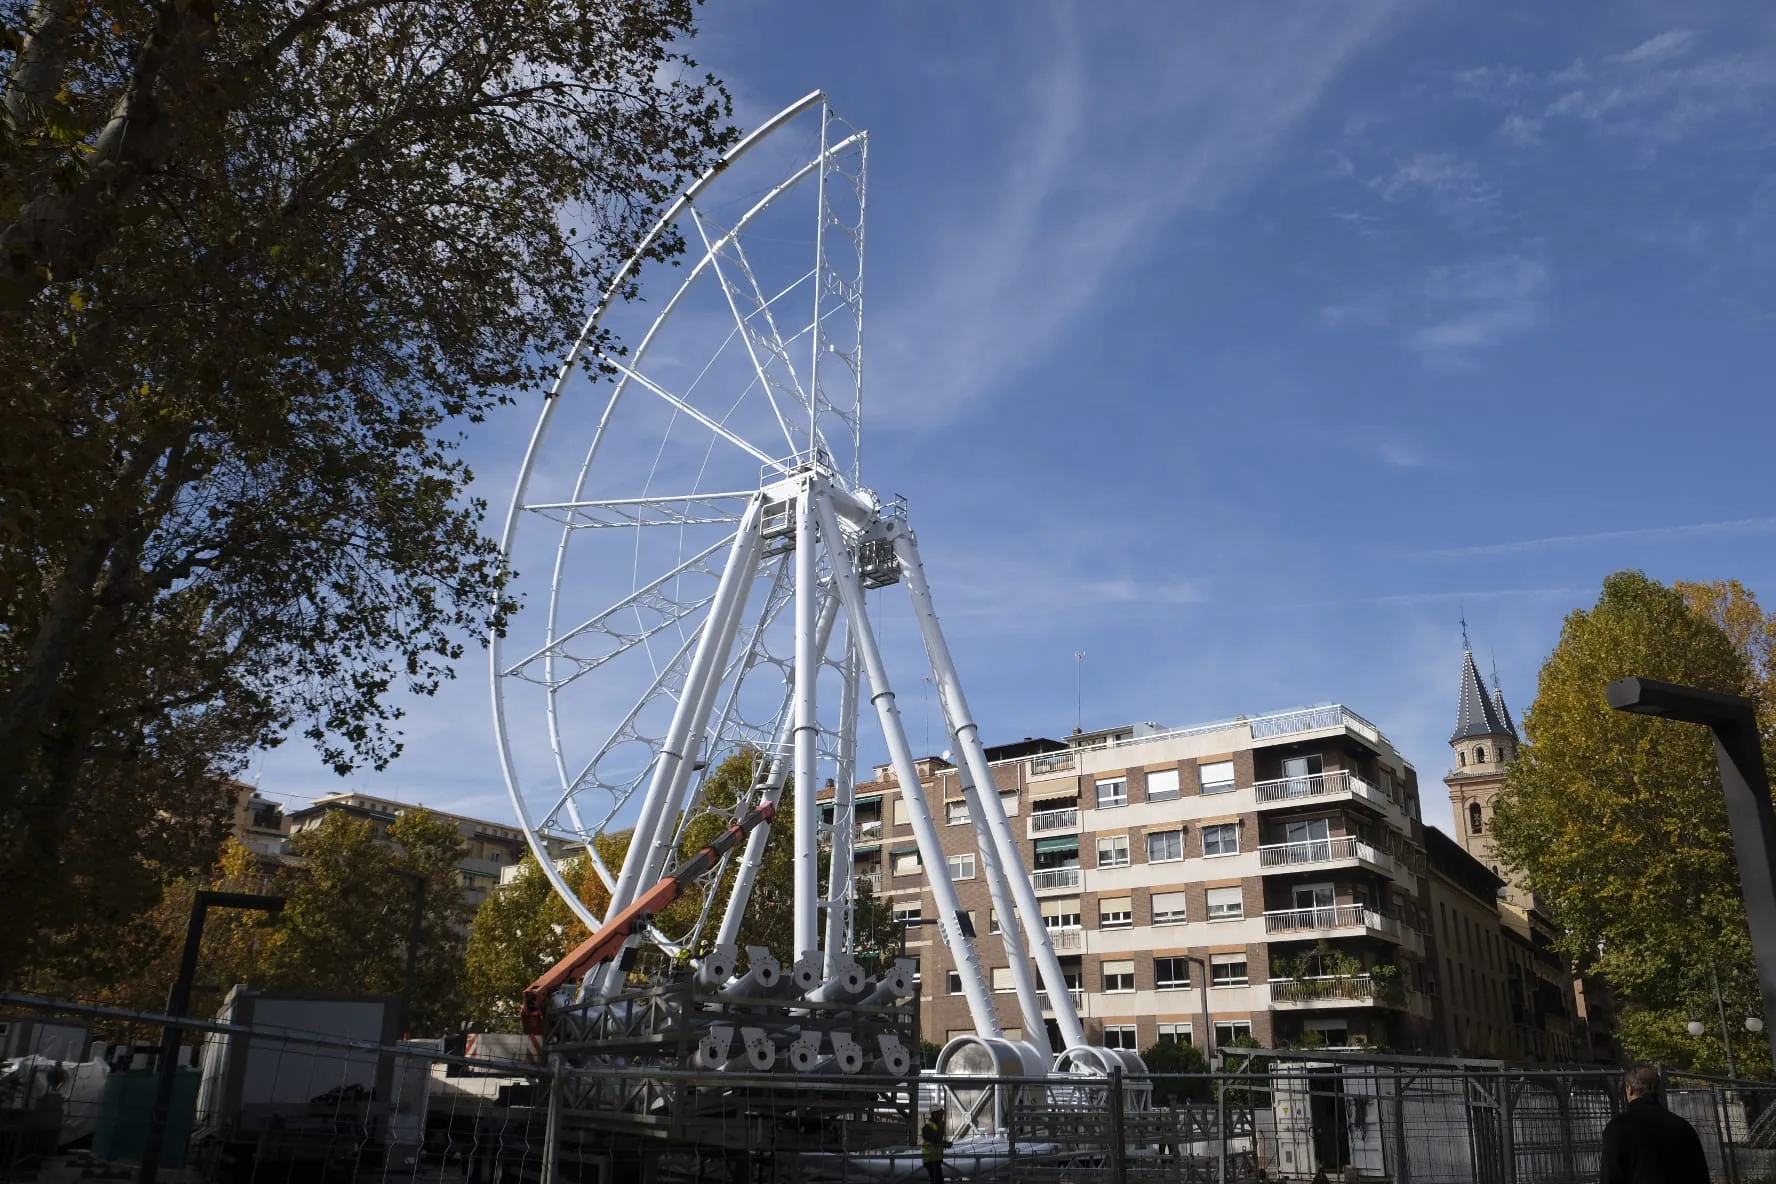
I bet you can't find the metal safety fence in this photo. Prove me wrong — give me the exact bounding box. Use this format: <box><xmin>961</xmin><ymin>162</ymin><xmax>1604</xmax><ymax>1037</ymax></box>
<box><xmin>4</xmin><ymin>994</ymin><xmax>1774</xmax><ymax>1183</ymax></box>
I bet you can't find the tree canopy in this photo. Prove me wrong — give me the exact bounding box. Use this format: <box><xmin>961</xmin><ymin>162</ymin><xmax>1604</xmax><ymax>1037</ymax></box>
<box><xmin>26</xmin><ymin>808</ymin><xmax>476</xmax><ymax>1035</ymax></box>
<box><xmin>1490</xmin><ymin>571</ymin><xmax>1771</xmax><ymax>1075</ymax></box>
<box><xmin>267</xmin><ymin>809</ymin><xmax>475</xmax><ymax>1034</ymax></box>
<box><xmin>0</xmin><ymin>0</ymin><xmax>734</xmax><ymax>982</ymax></box>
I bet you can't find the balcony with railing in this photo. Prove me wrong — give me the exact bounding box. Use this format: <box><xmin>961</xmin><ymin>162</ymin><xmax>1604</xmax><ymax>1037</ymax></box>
<box><xmin>1258</xmin><ymin>836</ymin><xmax>1395</xmax><ymax>874</ymax></box>
<box><xmin>856</xmin><ymin>871</ymin><xmax>882</xmax><ymax>893</ymax></box>
<box><xmin>1268</xmin><ymin>975</ymin><xmax>1405</xmax><ymax>1009</ymax></box>
<box><xmin>1037</xmin><ymin>988</ymin><xmax>1087</xmax><ymax>1013</ymax></box>
<box><xmin>1253</xmin><ymin>772</ymin><xmax>1408</xmax><ymax>832</ymax></box>
<box><xmin>1029</xmin><ymin>750</ymin><xmax>1077</xmax><ymax>777</ymax></box>
<box><xmin>1029</xmin><ymin>806</ymin><xmax>1080</xmax><ymax>836</ymax></box>
<box><xmin>1047</xmin><ymin>927</ymin><xmax>1084</xmax><ymax>952</ymax></box>
<box><xmin>1032</xmin><ymin>865</ymin><xmax>1082</xmax><ymax>891</ymax></box>
<box><xmin>854</xmin><ymin>819</ymin><xmax>884</xmax><ymax>845</ymax></box>
<box><xmin>1263</xmin><ymin>904</ymin><xmax>1404</xmax><ymax>941</ymax></box>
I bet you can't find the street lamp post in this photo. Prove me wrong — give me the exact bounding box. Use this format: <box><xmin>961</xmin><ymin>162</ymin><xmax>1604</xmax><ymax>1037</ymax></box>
<box><xmin>1185</xmin><ymin>955</ymin><xmax>1215</xmax><ymax>1070</ymax></box>
<box><xmin>1607</xmin><ymin>677</ymin><xmax>1776</xmax><ymax>1072</ymax></box>
<box><xmin>138</xmin><ymin>890</ymin><xmax>284</xmax><ymax>1184</ymax></box>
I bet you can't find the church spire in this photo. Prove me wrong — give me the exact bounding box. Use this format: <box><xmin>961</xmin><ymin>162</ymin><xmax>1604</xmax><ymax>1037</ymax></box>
<box><xmin>1490</xmin><ymin>655</ymin><xmax>1519</xmax><ymax>740</ymax></box>
<box><xmin>1452</xmin><ymin>649</ymin><xmax>1510</xmax><ymax>743</ymax></box>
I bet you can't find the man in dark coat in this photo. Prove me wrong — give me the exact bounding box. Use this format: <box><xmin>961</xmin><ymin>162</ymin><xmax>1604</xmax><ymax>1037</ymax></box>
<box><xmin>1601</xmin><ymin>1066</ymin><xmax>1711</xmax><ymax>1184</ymax></box>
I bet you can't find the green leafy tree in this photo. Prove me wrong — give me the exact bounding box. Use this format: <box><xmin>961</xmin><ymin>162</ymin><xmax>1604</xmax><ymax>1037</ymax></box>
<box><xmin>464</xmin><ymin>840</ymin><xmax>622</xmax><ymax>1032</ymax></box>
<box><xmin>0</xmin><ymin>0</ymin><xmax>734</xmax><ymax>984</ymax></box>
<box><xmin>266</xmin><ymin>809</ymin><xmax>474</xmax><ymax>1034</ymax></box>
<box><xmin>20</xmin><ymin>839</ymin><xmax>280</xmax><ymax>1018</ymax></box>
<box><xmin>1491</xmin><ymin>571</ymin><xmax>1770</xmax><ymax>1075</ymax></box>
<box><xmin>1141</xmin><ymin>1039</ymin><xmax>1210</xmax><ymax>1104</ymax></box>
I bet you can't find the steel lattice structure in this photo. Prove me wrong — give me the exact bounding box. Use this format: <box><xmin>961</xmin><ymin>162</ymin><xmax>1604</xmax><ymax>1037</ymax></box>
<box><xmin>490</xmin><ymin>92</ymin><xmax>1105</xmax><ymax>1069</ymax></box>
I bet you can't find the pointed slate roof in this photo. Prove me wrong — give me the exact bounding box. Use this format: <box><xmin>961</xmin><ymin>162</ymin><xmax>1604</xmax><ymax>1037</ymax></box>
<box><xmin>1491</xmin><ymin>682</ymin><xmax>1519</xmax><ymax>741</ymax></box>
<box><xmin>1452</xmin><ymin>650</ymin><xmax>1512</xmax><ymax>743</ymax></box>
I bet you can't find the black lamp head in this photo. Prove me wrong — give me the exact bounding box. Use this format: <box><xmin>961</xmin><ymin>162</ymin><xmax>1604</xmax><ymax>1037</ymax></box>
<box><xmin>1606</xmin><ymin>677</ymin><xmax>1753</xmax><ymax>726</ymax></box>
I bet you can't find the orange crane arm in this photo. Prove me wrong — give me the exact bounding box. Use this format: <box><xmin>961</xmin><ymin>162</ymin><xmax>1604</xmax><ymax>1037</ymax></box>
<box><xmin>521</xmin><ymin>802</ymin><xmax>776</xmax><ymax>1035</ymax></box>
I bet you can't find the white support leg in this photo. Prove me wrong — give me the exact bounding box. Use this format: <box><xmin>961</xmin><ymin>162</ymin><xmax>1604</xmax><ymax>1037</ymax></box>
<box><xmin>715</xmin><ymin>592</ymin><xmax>841</xmax><ymax>952</ymax></box>
<box><xmin>811</xmin><ymin>485</ymin><xmax>1002</xmax><ymax>1039</ymax></box>
<box><xmin>823</xmin><ymin>628</ymin><xmax>861</xmax><ymax>974</ymax></box>
<box><xmin>957</xmin><ymin>762</ymin><xmax>1052</xmax><ymax>1059</ymax></box>
<box><xmin>893</xmin><ymin>526</ymin><xmax>1089</xmax><ymax>1052</ymax></box>
<box><xmin>593</xmin><ymin>496</ymin><xmax>764</xmax><ymax>995</ymax></box>
<box><xmin>604</xmin><ymin>495</ymin><xmax>765</xmax><ymax>921</ymax></box>
<box><xmin>634</xmin><ymin>536</ymin><xmax>764</xmax><ymax>890</ymax></box>
<box><xmin>792</xmin><ymin>482</ymin><xmax>822</xmax><ymax>964</ymax></box>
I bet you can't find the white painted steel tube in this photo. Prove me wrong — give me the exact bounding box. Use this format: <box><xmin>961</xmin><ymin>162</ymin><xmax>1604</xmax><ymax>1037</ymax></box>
<box><xmin>806</xmin><ymin>960</ymin><xmax>868</xmax><ymax>1004</ymax></box>
<box><xmin>956</xmin><ymin>762</ymin><xmax>1052</xmax><ymax>1060</ymax></box>
<box><xmin>861</xmin><ymin>959</ymin><xmax>916</xmax><ymax>1005</ymax></box>
<box><xmin>635</xmin><ymin>521</ymin><xmax>764</xmax><ymax>891</ymax></box>
<box><xmin>720</xmin><ymin>947</ymin><xmax>782</xmax><ymax>999</ymax></box>
<box><xmin>810</xmin><ymin>486</ymin><xmax>1002</xmax><ymax>1038</ymax></box>
<box><xmin>713</xmin><ymin>716</ymin><xmax>794</xmax><ymax>948</ymax></box>
<box><xmin>792</xmin><ymin>485</ymin><xmax>822</xmax><ymax>962</ymax></box>
<box><xmin>713</xmin><ymin>594</ymin><xmax>840</xmax><ymax>951</ymax></box>
<box><xmin>604</xmin><ymin>496</ymin><xmax>765</xmax><ymax>922</ymax></box>
<box><xmin>893</xmin><ymin>527</ymin><xmax>1088</xmax><ymax>1051</ymax></box>
<box><xmin>822</xmin><ymin>631</ymin><xmax>861</xmax><ymax>974</ymax></box>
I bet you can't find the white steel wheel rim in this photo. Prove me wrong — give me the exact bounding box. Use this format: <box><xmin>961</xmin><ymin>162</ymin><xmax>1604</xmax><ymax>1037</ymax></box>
<box><xmin>490</xmin><ymin>91</ymin><xmax>868</xmax><ymax>957</ymax></box>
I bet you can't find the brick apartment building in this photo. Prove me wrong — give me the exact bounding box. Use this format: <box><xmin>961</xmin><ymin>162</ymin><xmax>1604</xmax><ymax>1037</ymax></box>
<box><xmin>823</xmin><ymin>703</ymin><xmax>1438</xmax><ymax>1054</ymax></box>
<box><xmin>286</xmin><ymin>792</ymin><xmax>530</xmax><ymax>907</ymax></box>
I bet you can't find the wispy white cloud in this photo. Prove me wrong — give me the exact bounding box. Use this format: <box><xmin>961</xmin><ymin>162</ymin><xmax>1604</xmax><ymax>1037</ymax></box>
<box><xmin>1458</xmin><ymin>27</ymin><xmax>1776</xmax><ymax>158</ymax></box>
<box><xmin>1409</xmin><ymin>516</ymin><xmax>1776</xmax><ymax>560</ymax></box>
<box><xmin>929</xmin><ymin>547</ymin><xmax>1209</xmax><ymax>633</ymax></box>
<box><xmin>1281</xmin><ymin>587</ymin><xmax>1587</xmax><ymax>609</ymax></box>
<box><xmin>1318</xmin><ymin>293</ymin><xmax>1392</xmax><ymax>329</ymax></box>
<box><xmin>872</xmin><ymin>2</ymin><xmax>1408</xmax><ymax>428</ymax></box>
<box><xmin>1610</xmin><ymin>29</ymin><xmax>1698</xmax><ymax>67</ymax></box>
<box><xmin>1410</xmin><ymin>255</ymin><xmax>1549</xmax><ymax>357</ymax></box>
<box><xmin>1371</xmin><ymin>152</ymin><xmax>1500</xmax><ymax>230</ymax></box>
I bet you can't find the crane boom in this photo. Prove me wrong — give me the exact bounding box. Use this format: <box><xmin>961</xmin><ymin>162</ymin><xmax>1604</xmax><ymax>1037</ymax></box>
<box><xmin>521</xmin><ymin>802</ymin><xmax>777</xmax><ymax>1035</ymax></box>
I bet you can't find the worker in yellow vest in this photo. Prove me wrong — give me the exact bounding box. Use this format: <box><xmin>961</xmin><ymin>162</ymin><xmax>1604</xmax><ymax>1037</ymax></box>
<box><xmin>920</xmin><ymin>1106</ymin><xmax>953</xmax><ymax>1183</ymax></box>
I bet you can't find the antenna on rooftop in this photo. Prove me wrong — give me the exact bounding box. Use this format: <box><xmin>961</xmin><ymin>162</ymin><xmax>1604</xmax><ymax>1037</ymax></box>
<box><xmin>1074</xmin><ymin>650</ymin><xmax>1086</xmax><ymax>734</ymax></box>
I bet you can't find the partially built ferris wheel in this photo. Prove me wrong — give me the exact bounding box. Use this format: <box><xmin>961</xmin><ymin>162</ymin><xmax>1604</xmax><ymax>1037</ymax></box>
<box><xmin>489</xmin><ymin>92</ymin><xmax>1116</xmax><ymax>1075</ymax></box>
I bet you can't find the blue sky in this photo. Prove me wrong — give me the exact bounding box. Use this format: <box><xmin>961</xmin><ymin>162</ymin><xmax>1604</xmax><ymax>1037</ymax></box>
<box><xmin>255</xmin><ymin>2</ymin><xmax>1776</xmax><ymax>839</ymax></box>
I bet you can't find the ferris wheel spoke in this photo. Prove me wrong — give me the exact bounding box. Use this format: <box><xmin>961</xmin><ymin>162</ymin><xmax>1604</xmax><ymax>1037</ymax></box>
<box><xmin>558</xmin><ymin>606</ymin><xmax>705</xmax><ymax>808</ymax></box>
<box><xmin>523</xmin><ymin>492</ymin><xmax>754</xmax><ymax>530</ymax></box>
<box><xmin>595</xmin><ymin>351</ymin><xmax>786</xmax><ymax>472</ymax></box>
<box><xmin>503</xmin><ymin>533</ymin><xmax>734</xmax><ymax>687</ymax></box>
<box><xmin>726</xmin><ymin>232</ymin><xmax>818</xmax><ymax>406</ymax></box>
<box><xmin>686</xmin><ymin>205</ymin><xmax>816</xmax><ymax>461</ymax></box>
<box><xmin>679</xmin><ymin>557</ymin><xmax>799</xmax><ymax>822</ymax></box>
